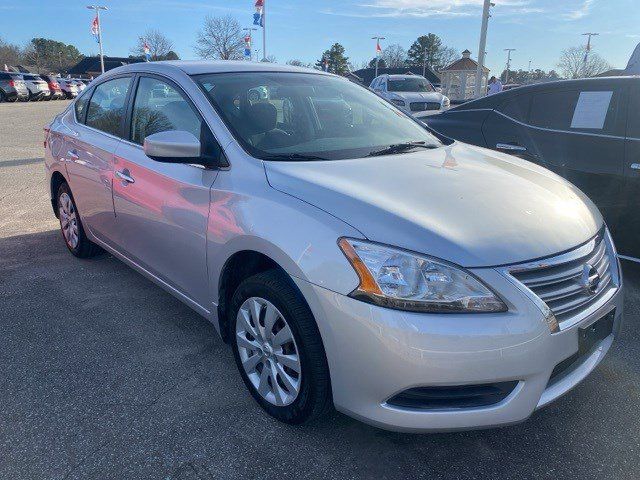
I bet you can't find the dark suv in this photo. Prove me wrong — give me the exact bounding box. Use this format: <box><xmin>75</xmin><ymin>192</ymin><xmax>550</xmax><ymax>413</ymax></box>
<box><xmin>0</xmin><ymin>72</ymin><xmax>29</xmax><ymax>102</ymax></box>
<box><xmin>424</xmin><ymin>77</ymin><xmax>639</xmax><ymax>260</ymax></box>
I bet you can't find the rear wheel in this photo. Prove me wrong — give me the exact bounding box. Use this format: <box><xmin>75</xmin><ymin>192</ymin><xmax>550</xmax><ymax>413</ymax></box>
<box><xmin>230</xmin><ymin>270</ymin><xmax>332</xmax><ymax>424</ymax></box>
<box><xmin>56</xmin><ymin>182</ymin><xmax>101</xmax><ymax>258</ymax></box>
<box><xmin>0</xmin><ymin>91</ymin><xmax>5</xmax><ymax>103</ymax></box>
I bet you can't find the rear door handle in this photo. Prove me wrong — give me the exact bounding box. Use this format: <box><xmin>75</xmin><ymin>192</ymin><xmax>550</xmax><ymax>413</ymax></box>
<box><xmin>496</xmin><ymin>143</ymin><xmax>527</xmax><ymax>153</ymax></box>
<box><xmin>115</xmin><ymin>169</ymin><xmax>135</xmax><ymax>184</ymax></box>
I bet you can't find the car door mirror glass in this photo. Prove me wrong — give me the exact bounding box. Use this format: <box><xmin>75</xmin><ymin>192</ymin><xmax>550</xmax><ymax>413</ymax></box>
<box><xmin>143</xmin><ymin>130</ymin><xmax>201</xmax><ymax>162</ymax></box>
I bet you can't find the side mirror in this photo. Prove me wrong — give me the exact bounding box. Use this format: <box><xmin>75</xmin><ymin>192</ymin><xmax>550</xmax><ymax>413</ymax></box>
<box><xmin>143</xmin><ymin>130</ymin><xmax>201</xmax><ymax>163</ymax></box>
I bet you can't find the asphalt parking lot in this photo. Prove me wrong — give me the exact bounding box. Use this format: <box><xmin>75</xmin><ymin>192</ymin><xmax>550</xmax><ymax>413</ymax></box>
<box><xmin>1</xmin><ymin>100</ymin><xmax>639</xmax><ymax>480</ymax></box>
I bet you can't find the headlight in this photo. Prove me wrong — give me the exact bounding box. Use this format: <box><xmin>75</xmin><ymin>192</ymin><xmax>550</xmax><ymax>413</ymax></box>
<box><xmin>442</xmin><ymin>96</ymin><xmax>450</xmax><ymax>108</ymax></box>
<box><xmin>390</xmin><ymin>99</ymin><xmax>406</xmax><ymax>107</ymax></box>
<box><xmin>338</xmin><ymin>238</ymin><xmax>507</xmax><ymax>313</ymax></box>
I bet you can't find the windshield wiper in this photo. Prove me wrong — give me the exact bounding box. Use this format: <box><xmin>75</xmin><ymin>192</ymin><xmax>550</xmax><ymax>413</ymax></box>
<box><xmin>261</xmin><ymin>153</ymin><xmax>329</xmax><ymax>161</ymax></box>
<box><xmin>366</xmin><ymin>141</ymin><xmax>439</xmax><ymax>157</ymax></box>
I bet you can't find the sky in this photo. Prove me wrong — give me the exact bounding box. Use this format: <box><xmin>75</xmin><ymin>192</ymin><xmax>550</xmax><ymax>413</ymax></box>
<box><xmin>1</xmin><ymin>0</ymin><xmax>639</xmax><ymax>74</ymax></box>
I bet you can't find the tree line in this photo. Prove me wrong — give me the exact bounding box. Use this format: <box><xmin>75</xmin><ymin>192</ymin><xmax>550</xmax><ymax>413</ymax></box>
<box><xmin>0</xmin><ymin>14</ymin><xmax>615</xmax><ymax>80</ymax></box>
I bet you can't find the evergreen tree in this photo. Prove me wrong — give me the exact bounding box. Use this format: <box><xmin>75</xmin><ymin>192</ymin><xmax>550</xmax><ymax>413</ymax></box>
<box><xmin>316</xmin><ymin>43</ymin><xmax>350</xmax><ymax>75</ymax></box>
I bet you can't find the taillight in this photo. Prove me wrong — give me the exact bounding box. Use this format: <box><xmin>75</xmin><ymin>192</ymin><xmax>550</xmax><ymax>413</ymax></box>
<box><xmin>8</xmin><ymin>80</ymin><xmax>15</xmax><ymax>87</ymax></box>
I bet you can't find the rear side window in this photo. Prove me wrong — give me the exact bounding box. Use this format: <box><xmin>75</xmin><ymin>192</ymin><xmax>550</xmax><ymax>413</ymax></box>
<box><xmin>130</xmin><ymin>77</ymin><xmax>203</xmax><ymax>145</ymax></box>
<box><xmin>85</xmin><ymin>77</ymin><xmax>131</xmax><ymax>137</ymax></box>
<box><xmin>529</xmin><ymin>89</ymin><xmax>621</xmax><ymax>134</ymax></box>
<box><xmin>74</xmin><ymin>89</ymin><xmax>92</xmax><ymax>123</ymax></box>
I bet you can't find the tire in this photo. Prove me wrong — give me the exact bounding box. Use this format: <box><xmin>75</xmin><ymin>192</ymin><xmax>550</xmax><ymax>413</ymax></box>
<box><xmin>0</xmin><ymin>91</ymin><xmax>5</xmax><ymax>103</ymax></box>
<box><xmin>56</xmin><ymin>182</ymin><xmax>102</xmax><ymax>258</ymax></box>
<box><xmin>230</xmin><ymin>270</ymin><xmax>332</xmax><ymax>424</ymax></box>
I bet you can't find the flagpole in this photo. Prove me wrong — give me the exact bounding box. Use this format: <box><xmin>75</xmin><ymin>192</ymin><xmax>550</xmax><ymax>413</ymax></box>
<box><xmin>372</xmin><ymin>36</ymin><xmax>385</xmax><ymax>77</ymax></box>
<box><xmin>87</xmin><ymin>5</ymin><xmax>108</xmax><ymax>74</ymax></box>
<box><xmin>262</xmin><ymin>0</ymin><xmax>267</xmax><ymax>61</ymax></box>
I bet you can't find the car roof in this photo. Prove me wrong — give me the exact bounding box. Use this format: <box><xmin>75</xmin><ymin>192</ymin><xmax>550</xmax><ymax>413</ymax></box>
<box><xmin>449</xmin><ymin>75</ymin><xmax>639</xmax><ymax>111</ymax></box>
<box><xmin>100</xmin><ymin>60</ymin><xmax>334</xmax><ymax>79</ymax></box>
<box><xmin>386</xmin><ymin>74</ymin><xmax>425</xmax><ymax>80</ymax></box>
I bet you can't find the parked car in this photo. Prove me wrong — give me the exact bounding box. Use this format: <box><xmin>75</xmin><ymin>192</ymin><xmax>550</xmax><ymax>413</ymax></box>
<box><xmin>56</xmin><ymin>78</ymin><xmax>79</xmax><ymax>98</ymax></box>
<box><xmin>370</xmin><ymin>74</ymin><xmax>450</xmax><ymax>119</ymax></box>
<box><xmin>423</xmin><ymin>76</ymin><xmax>639</xmax><ymax>260</ymax></box>
<box><xmin>40</xmin><ymin>75</ymin><xmax>65</xmax><ymax>100</ymax></box>
<box><xmin>22</xmin><ymin>74</ymin><xmax>51</xmax><ymax>101</ymax></box>
<box><xmin>70</xmin><ymin>79</ymin><xmax>87</xmax><ymax>92</ymax></box>
<box><xmin>44</xmin><ymin>62</ymin><xmax>623</xmax><ymax>432</ymax></box>
<box><xmin>0</xmin><ymin>71</ymin><xmax>29</xmax><ymax>102</ymax></box>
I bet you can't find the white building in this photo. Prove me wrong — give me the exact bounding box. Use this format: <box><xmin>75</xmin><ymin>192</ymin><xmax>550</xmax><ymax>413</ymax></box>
<box><xmin>440</xmin><ymin>50</ymin><xmax>489</xmax><ymax>102</ymax></box>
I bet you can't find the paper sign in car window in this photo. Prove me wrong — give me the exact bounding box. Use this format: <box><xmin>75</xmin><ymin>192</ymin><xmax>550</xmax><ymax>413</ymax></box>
<box><xmin>570</xmin><ymin>91</ymin><xmax>613</xmax><ymax>129</ymax></box>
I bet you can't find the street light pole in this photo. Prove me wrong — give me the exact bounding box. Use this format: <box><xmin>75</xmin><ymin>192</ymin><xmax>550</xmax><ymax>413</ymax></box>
<box><xmin>372</xmin><ymin>36</ymin><xmax>385</xmax><ymax>78</ymax></box>
<box><xmin>504</xmin><ymin>48</ymin><xmax>515</xmax><ymax>84</ymax></box>
<box><xmin>475</xmin><ymin>0</ymin><xmax>493</xmax><ymax>98</ymax></box>
<box><xmin>87</xmin><ymin>5</ymin><xmax>107</xmax><ymax>74</ymax></box>
<box><xmin>582</xmin><ymin>32</ymin><xmax>599</xmax><ymax>65</ymax></box>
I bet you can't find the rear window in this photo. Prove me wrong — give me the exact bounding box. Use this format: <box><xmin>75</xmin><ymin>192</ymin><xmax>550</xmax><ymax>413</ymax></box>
<box><xmin>85</xmin><ymin>77</ymin><xmax>132</xmax><ymax>137</ymax></box>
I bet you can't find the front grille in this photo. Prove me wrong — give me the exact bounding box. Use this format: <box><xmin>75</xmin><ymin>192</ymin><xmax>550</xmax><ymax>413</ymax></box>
<box><xmin>386</xmin><ymin>382</ymin><xmax>518</xmax><ymax>410</ymax></box>
<box><xmin>410</xmin><ymin>101</ymin><xmax>441</xmax><ymax>112</ymax></box>
<box><xmin>509</xmin><ymin>233</ymin><xmax>614</xmax><ymax>323</ymax></box>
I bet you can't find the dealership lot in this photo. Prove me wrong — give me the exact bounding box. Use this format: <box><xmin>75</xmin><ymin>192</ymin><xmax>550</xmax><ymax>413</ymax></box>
<box><xmin>1</xmin><ymin>101</ymin><xmax>640</xmax><ymax>479</ymax></box>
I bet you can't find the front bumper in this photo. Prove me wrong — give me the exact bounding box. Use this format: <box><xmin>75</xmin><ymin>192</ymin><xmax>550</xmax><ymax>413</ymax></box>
<box><xmin>293</xmin><ymin>263</ymin><xmax>623</xmax><ymax>432</ymax></box>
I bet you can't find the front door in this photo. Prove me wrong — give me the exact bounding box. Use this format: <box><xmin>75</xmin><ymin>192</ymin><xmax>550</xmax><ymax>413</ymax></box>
<box><xmin>524</xmin><ymin>86</ymin><xmax>627</xmax><ymax>236</ymax></box>
<box><xmin>112</xmin><ymin>75</ymin><xmax>219</xmax><ymax>308</ymax></box>
<box><xmin>621</xmin><ymin>84</ymin><xmax>640</xmax><ymax>259</ymax></box>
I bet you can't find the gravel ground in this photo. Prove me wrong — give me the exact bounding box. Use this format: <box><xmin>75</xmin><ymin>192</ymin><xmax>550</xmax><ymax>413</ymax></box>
<box><xmin>1</xmin><ymin>100</ymin><xmax>639</xmax><ymax>480</ymax></box>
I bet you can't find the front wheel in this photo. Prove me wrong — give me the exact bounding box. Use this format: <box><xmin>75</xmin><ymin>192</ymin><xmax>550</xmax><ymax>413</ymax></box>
<box><xmin>230</xmin><ymin>270</ymin><xmax>332</xmax><ymax>424</ymax></box>
<box><xmin>56</xmin><ymin>182</ymin><xmax>101</xmax><ymax>258</ymax></box>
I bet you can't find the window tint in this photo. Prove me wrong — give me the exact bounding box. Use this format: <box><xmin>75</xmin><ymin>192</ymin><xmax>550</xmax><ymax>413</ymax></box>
<box><xmin>74</xmin><ymin>89</ymin><xmax>91</xmax><ymax>123</ymax></box>
<box><xmin>499</xmin><ymin>94</ymin><xmax>531</xmax><ymax>121</ymax></box>
<box><xmin>130</xmin><ymin>77</ymin><xmax>203</xmax><ymax>145</ymax></box>
<box><xmin>628</xmin><ymin>88</ymin><xmax>640</xmax><ymax>138</ymax></box>
<box><xmin>85</xmin><ymin>77</ymin><xmax>131</xmax><ymax>137</ymax></box>
<box><xmin>529</xmin><ymin>89</ymin><xmax>620</xmax><ymax>133</ymax></box>
<box><xmin>387</xmin><ymin>78</ymin><xmax>435</xmax><ymax>93</ymax></box>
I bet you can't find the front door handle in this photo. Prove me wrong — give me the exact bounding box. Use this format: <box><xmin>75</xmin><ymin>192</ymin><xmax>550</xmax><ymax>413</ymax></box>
<box><xmin>67</xmin><ymin>150</ymin><xmax>79</xmax><ymax>161</ymax></box>
<box><xmin>631</xmin><ymin>163</ymin><xmax>640</xmax><ymax>171</ymax></box>
<box><xmin>496</xmin><ymin>143</ymin><xmax>527</xmax><ymax>153</ymax></box>
<box><xmin>115</xmin><ymin>169</ymin><xmax>135</xmax><ymax>184</ymax></box>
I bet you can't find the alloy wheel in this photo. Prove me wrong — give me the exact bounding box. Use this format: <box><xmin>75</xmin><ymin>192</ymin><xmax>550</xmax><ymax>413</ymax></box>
<box><xmin>235</xmin><ymin>297</ymin><xmax>302</xmax><ymax>406</ymax></box>
<box><xmin>58</xmin><ymin>192</ymin><xmax>79</xmax><ymax>249</ymax></box>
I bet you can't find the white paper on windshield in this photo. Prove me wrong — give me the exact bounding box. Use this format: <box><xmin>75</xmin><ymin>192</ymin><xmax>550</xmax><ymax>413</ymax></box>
<box><xmin>570</xmin><ymin>91</ymin><xmax>613</xmax><ymax>129</ymax></box>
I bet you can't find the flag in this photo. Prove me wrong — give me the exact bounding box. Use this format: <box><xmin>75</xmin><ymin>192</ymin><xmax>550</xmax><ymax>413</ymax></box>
<box><xmin>143</xmin><ymin>42</ymin><xmax>151</xmax><ymax>62</ymax></box>
<box><xmin>323</xmin><ymin>56</ymin><xmax>329</xmax><ymax>72</ymax></box>
<box><xmin>253</xmin><ymin>0</ymin><xmax>264</xmax><ymax>27</ymax></box>
<box><xmin>376</xmin><ymin>39</ymin><xmax>382</xmax><ymax>56</ymax></box>
<box><xmin>91</xmin><ymin>15</ymin><xmax>100</xmax><ymax>43</ymax></box>
<box><xmin>244</xmin><ymin>35</ymin><xmax>252</xmax><ymax>59</ymax></box>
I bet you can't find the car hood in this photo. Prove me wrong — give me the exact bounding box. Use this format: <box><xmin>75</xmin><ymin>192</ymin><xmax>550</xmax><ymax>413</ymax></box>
<box><xmin>391</xmin><ymin>91</ymin><xmax>443</xmax><ymax>103</ymax></box>
<box><xmin>264</xmin><ymin>143</ymin><xmax>603</xmax><ymax>268</ymax></box>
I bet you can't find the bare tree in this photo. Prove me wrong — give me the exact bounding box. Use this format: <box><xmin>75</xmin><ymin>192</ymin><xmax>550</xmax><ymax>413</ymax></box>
<box><xmin>435</xmin><ymin>46</ymin><xmax>457</xmax><ymax>71</ymax></box>
<box><xmin>131</xmin><ymin>29</ymin><xmax>175</xmax><ymax>61</ymax></box>
<box><xmin>195</xmin><ymin>15</ymin><xmax>244</xmax><ymax>60</ymax></box>
<box><xmin>381</xmin><ymin>44</ymin><xmax>407</xmax><ymax>68</ymax></box>
<box><xmin>557</xmin><ymin>46</ymin><xmax>612</xmax><ymax>79</ymax></box>
<box><xmin>0</xmin><ymin>37</ymin><xmax>21</xmax><ymax>68</ymax></box>
<box><xmin>261</xmin><ymin>55</ymin><xmax>277</xmax><ymax>63</ymax></box>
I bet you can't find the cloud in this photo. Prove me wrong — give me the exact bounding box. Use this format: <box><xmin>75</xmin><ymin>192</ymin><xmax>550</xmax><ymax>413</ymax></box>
<box><xmin>562</xmin><ymin>0</ymin><xmax>594</xmax><ymax>19</ymax></box>
<box><xmin>322</xmin><ymin>0</ymin><xmax>542</xmax><ymax>19</ymax></box>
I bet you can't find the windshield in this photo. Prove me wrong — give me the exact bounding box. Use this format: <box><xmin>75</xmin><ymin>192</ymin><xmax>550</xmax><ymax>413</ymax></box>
<box><xmin>388</xmin><ymin>78</ymin><xmax>434</xmax><ymax>93</ymax></box>
<box><xmin>194</xmin><ymin>72</ymin><xmax>441</xmax><ymax>161</ymax></box>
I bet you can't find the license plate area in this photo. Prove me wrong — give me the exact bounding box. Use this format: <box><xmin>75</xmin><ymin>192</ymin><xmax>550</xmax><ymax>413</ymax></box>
<box><xmin>579</xmin><ymin>308</ymin><xmax>615</xmax><ymax>356</ymax></box>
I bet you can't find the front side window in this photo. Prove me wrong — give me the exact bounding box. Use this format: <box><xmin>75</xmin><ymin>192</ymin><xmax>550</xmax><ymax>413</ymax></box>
<box><xmin>194</xmin><ymin>72</ymin><xmax>441</xmax><ymax>161</ymax></box>
<box><xmin>130</xmin><ymin>77</ymin><xmax>203</xmax><ymax>145</ymax></box>
<box><xmin>388</xmin><ymin>78</ymin><xmax>434</xmax><ymax>93</ymax></box>
<box><xmin>85</xmin><ymin>77</ymin><xmax>131</xmax><ymax>137</ymax></box>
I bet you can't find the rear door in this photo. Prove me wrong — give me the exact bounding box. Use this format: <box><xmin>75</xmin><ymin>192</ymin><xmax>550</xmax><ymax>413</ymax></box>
<box><xmin>621</xmin><ymin>81</ymin><xmax>640</xmax><ymax>258</ymax></box>
<box><xmin>112</xmin><ymin>74</ymin><xmax>220</xmax><ymax>308</ymax></box>
<box><xmin>525</xmin><ymin>85</ymin><xmax>626</xmax><ymax>231</ymax></box>
<box><xmin>64</xmin><ymin>75</ymin><xmax>133</xmax><ymax>244</ymax></box>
